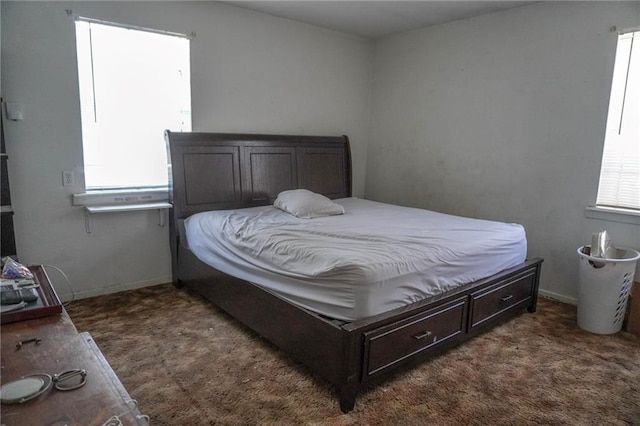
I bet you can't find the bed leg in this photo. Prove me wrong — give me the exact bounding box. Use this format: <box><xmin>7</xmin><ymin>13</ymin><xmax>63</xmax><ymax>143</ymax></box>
<box><xmin>528</xmin><ymin>260</ymin><xmax>542</xmax><ymax>313</ymax></box>
<box><xmin>339</xmin><ymin>388</ymin><xmax>357</xmax><ymax>414</ymax></box>
<box><xmin>528</xmin><ymin>291</ymin><xmax>539</xmax><ymax>313</ymax></box>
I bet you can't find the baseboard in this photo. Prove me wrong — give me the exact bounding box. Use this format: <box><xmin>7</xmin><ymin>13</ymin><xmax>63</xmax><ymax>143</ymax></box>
<box><xmin>58</xmin><ymin>276</ymin><xmax>173</xmax><ymax>302</ymax></box>
<box><xmin>539</xmin><ymin>289</ymin><xmax>577</xmax><ymax>305</ymax></box>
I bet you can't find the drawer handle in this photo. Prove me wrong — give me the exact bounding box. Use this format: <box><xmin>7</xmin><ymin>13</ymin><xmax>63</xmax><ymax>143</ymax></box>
<box><xmin>500</xmin><ymin>295</ymin><xmax>514</xmax><ymax>302</ymax></box>
<box><xmin>413</xmin><ymin>331</ymin><xmax>433</xmax><ymax>340</ymax></box>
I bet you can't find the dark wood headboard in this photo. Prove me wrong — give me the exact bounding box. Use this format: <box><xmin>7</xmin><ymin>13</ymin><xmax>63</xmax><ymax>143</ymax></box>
<box><xmin>165</xmin><ymin>131</ymin><xmax>352</xmax><ymax>220</ymax></box>
<box><xmin>164</xmin><ymin>131</ymin><xmax>352</xmax><ymax>282</ymax></box>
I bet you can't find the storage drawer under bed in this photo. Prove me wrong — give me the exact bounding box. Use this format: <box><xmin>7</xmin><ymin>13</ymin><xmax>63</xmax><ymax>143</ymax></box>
<box><xmin>469</xmin><ymin>269</ymin><xmax>536</xmax><ymax>329</ymax></box>
<box><xmin>362</xmin><ymin>297</ymin><xmax>467</xmax><ymax>378</ymax></box>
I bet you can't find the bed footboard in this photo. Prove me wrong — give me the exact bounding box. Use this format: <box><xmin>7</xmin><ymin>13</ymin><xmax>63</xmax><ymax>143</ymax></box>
<box><xmin>177</xmin><ymin>249</ymin><xmax>542</xmax><ymax>413</ymax></box>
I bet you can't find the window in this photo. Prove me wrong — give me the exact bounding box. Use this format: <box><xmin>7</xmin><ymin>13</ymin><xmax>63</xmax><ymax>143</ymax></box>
<box><xmin>75</xmin><ymin>18</ymin><xmax>191</xmax><ymax>191</ymax></box>
<box><xmin>596</xmin><ymin>31</ymin><xmax>640</xmax><ymax>212</ymax></box>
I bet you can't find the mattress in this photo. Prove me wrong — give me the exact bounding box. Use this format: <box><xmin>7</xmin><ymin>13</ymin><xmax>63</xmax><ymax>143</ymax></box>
<box><xmin>184</xmin><ymin>198</ymin><xmax>527</xmax><ymax>321</ymax></box>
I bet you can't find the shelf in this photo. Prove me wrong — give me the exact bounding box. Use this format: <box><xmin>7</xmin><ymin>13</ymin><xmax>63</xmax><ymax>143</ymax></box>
<box><xmin>83</xmin><ymin>202</ymin><xmax>172</xmax><ymax>233</ymax></box>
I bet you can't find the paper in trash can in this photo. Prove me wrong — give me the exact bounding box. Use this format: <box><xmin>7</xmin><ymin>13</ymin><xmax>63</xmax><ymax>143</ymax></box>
<box><xmin>591</xmin><ymin>230</ymin><xmax>617</xmax><ymax>259</ymax></box>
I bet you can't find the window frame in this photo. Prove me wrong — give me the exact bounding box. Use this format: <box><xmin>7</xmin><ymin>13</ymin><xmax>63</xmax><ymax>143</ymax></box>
<box><xmin>73</xmin><ymin>16</ymin><xmax>192</xmax><ymax>201</ymax></box>
<box><xmin>593</xmin><ymin>28</ymin><xmax>640</xmax><ymax>215</ymax></box>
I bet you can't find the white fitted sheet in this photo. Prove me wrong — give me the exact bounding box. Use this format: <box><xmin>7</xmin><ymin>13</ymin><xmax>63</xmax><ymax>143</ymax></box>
<box><xmin>185</xmin><ymin>198</ymin><xmax>527</xmax><ymax>321</ymax></box>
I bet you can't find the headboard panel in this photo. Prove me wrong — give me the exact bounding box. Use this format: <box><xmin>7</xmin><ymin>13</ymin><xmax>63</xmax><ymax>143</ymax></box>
<box><xmin>242</xmin><ymin>146</ymin><xmax>298</xmax><ymax>205</ymax></box>
<box><xmin>182</xmin><ymin>146</ymin><xmax>242</xmax><ymax>208</ymax></box>
<box><xmin>165</xmin><ymin>131</ymin><xmax>352</xmax><ymax>221</ymax></box>
<box><xmin>297</xmin><ymin>147</ymin><xmax>348</xmax><ymax>199</ymax></box>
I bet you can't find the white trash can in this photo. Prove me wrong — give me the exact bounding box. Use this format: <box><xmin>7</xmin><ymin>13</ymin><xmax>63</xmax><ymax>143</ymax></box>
<box><xmin>577</xmin><ymin>245</ymin><xmax>640</xmax><ymax>334</ymax></box>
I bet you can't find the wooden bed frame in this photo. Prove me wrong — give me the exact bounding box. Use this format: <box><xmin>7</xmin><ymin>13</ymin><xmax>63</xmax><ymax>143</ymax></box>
<box><xmin>165</xmin><ymin>131</ymin><xmax>543</xmax><ymax>413</ymax></box>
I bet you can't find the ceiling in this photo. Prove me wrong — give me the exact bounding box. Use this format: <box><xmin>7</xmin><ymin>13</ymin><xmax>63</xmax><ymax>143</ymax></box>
<box><xmin>223</xmin><ymin>1</ymin><xmax>536</xmax><ymax>39</ymax></box>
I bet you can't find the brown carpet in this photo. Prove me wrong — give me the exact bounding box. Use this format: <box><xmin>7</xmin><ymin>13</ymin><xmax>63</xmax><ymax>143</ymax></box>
<box><xmin>66</xmin><ymin>284</ymin><xmax>640</xmax><ymax>425</ymax></box>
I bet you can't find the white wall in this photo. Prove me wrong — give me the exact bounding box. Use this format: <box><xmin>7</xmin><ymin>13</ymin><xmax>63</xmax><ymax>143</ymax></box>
<box><xmin>367</xmin><ymin>2</ymin><xmax>640</xmax><ymax>303</ymax></box>
<box><xmin>1</xmin><ymin>1</ymin><xmax>372</xmax><ymax>300</ymax></box>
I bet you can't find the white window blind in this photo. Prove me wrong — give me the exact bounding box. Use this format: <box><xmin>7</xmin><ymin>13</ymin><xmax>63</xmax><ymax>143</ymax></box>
<box><xmin>75</xmin><ymin>18</ymin><xmax>191</xmax><ymax>190</ymax></box>
<box><xmin>596</xmin><ymin>31</ymin><xmax>640</xmax><ymax>211</ymax></box>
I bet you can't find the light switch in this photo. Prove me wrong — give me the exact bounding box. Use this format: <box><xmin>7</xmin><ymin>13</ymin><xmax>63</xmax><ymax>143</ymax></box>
<box><xmin>5</xmin><ymin>102</ymin><xmax>23</xmax><ymax>121</ymax></box>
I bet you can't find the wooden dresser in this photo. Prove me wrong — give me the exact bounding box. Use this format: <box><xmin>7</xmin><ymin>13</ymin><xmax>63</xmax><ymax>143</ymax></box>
<box><xmin>1</xmin><ymin>267</ymin><xmax>146</xmax><ymax>425</ymax></box>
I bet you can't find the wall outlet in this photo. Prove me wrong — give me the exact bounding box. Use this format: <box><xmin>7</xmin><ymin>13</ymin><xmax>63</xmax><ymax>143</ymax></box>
<box><xmin>62</xmin><ymin>170</ymin><xmax>74</xmax><ymax>187</ymax></box>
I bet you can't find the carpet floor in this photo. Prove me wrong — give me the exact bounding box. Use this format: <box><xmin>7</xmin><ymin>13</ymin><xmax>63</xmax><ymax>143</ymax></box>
<box><xmin>66</xmin><ymin>284</ymin><xmax>640</xmax><ymax>425</ymax></box>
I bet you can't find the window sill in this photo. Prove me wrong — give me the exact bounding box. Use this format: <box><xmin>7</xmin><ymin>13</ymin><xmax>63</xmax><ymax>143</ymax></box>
<box><xmin>73</xmin><ymin>188</ymin><xmax>168</xmax><ymax>207</ymax></box>
<box><xmin>584</xmin><ymin>206</ymin><xmax>640</xmax><ymax>225</ymax></box>
<box><xmin>85</xmin><ymin>202</ymin><xmax>171</xmax><ymax>214</ymax></box>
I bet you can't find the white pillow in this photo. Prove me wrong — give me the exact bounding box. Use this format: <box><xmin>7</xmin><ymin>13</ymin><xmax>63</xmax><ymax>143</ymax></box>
<box><xmin>274</xmin><ymin>189</ymin><xmax>345</xmax><ymax>219</ymax></box>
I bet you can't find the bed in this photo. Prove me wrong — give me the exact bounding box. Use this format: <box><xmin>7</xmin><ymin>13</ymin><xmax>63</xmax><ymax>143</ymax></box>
<box><xmin>165</xmin><ymin>131</ymin><xmax>543</xmax><ymax>413</ymax></box>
